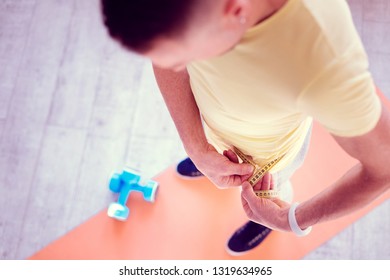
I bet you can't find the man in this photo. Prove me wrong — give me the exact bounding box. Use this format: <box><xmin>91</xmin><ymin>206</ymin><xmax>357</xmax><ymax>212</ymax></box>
<box><xmin>101</xmin><ymin>0</ymin><xmax>390</xmax><ymax>255</ymax></box>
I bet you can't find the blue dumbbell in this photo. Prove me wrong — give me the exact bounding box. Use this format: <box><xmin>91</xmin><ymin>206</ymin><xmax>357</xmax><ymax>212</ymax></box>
<box><xmin>107</xmin><ymin>168</ymin><xmax>159</xmax><ymax>221</ymax></box>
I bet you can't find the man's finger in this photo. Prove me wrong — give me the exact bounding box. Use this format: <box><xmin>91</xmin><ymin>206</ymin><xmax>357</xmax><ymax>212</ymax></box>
<box><xmin>242</xmin><ymin>181</ymin><xmax>278</xmax><ymax>209</ymax></box>
<box><xmin>225</xmin><ymin>174</ymin><xmax>247</xmax><ymax>187</ymax></box>
<box><xmin>223</xmin><ymin>161</ymin><xmax>254</xmax><ymax>176</ymax></box>
<box><xmin>241</xmin><ymin>181</ymin><xmax>259</xmax><ymax>205</ymax></box>
<box><xmin>261</xmin><ymin>172</ymin><xmax>271</xmax><ymax>190</ymax></box>
<box><xmin>270</xmin><ymin>173</ymin><xmax>276</xmax><ymax>190</ymax></box>
<box><xmin>223</xmin><ymin>149</ymin><xmax>239</xmax><ymax>163</ymax></box>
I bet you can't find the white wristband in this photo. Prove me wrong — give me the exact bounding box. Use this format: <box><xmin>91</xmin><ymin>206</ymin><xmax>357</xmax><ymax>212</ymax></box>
<box><xmin>288</xmin><ymin>202</ymin><xmax>312</xmax><ymax>236</ymax></box>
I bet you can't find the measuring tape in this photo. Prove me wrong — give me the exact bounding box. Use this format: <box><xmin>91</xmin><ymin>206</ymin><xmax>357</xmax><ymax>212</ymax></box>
<box><xmin>233</xmin><ymin>147</ymin><xmax>284</xmax><ymax>199</ymax></box>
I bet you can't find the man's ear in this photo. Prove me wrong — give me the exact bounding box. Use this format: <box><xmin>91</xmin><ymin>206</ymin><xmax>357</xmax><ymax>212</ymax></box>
<box><xmin>222</xmin><ymin>0</ymin><xmax>250</xmax><ymax>25</ymax></box>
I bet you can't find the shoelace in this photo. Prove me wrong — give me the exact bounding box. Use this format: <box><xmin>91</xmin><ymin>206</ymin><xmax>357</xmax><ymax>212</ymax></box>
<box><xmin>247</xmin><ymin>228</ymin><xmax>271</xmax><ymax>247</ymax></box>
<box><xmin>190</xmin><ymin>170</ymin><xmax>202</xmax><ymax>177</ymax></box>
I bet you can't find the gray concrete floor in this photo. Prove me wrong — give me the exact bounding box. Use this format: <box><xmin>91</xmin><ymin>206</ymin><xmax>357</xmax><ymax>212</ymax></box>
<box><xmin>0</xmin><ymin>0</ymin><xmax>389</xmax><ymax>260</ymax></box>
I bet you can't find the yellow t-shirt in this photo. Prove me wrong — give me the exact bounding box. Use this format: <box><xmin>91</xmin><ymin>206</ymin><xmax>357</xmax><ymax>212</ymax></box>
<box><xmin>187</xmin><ymin>0</ymin><xmax>381</xmax><ymax>172</ymax></box>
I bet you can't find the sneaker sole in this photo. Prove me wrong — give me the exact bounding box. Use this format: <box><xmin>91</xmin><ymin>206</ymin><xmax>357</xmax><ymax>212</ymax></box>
<box><xmin>225</xmin><ymin>244</ymin><xmax>252</xmax><ymax>257</ymax></box>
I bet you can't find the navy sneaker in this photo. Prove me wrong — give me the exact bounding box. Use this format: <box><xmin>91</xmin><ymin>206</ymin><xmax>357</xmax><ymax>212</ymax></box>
<box><xmin>226</xmin><ymin>221</ymin><xmax>272</xmax><ymax>256</ymax></box>
<box><xmin>176</xmin><ymin>157</ymin><xmax>203</xmax><ymax>178</ymax></box>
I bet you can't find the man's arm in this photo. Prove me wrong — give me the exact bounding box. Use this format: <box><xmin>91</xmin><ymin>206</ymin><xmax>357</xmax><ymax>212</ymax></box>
<box><xmin>295</xmin><ymin>103</ymin><xmax>390</xmax><ymax>229</ymax></box>
<box><xmin>152</xmin><ymin>65</ymin><xmax>253</xmax><ymax>188</ymax></box>
<box><xmin>152</xmin><ymin>66</ymin><xmax>208</xmax><ymax>157</ymax></box>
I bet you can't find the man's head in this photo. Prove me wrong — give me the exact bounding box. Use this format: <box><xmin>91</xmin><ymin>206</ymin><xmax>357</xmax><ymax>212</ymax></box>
<box><xmin>101</xmin><ymin>0</ymin><xmax>253</xmax><ymax>70</ymax></box>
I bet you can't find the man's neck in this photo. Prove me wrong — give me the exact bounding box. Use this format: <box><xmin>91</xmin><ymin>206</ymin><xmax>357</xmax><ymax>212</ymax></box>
<box><xmin>249</xmin><ymin>0</ymin><xmax>288</xmax><ymax>27</ymax></box>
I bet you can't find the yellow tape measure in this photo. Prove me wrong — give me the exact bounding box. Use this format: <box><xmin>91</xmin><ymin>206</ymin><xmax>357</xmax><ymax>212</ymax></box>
<box><xmin>233</xmin><ymin>147</ymin><xmax>284</xmax><ymax>199</ymax></box>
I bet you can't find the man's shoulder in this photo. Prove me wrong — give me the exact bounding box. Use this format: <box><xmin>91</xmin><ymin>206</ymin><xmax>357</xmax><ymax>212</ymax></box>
<box><xmin>300</xmin><ymin>0</ymin><xmax>359</xmax><ymax>54</ymax></box>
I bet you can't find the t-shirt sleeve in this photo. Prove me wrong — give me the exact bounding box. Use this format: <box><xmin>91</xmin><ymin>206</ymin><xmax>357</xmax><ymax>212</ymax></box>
<box><xmin>297</xmin><ymin>45</ymin><xmax>382</xmax><ymax>137</ymax></box>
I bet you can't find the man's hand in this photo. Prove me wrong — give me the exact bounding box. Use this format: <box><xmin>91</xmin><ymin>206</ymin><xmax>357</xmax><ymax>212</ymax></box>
<box><xmin>192</xmin><ymin>144</ymin><xmax>254</xmax><ymax>189</ymax></box>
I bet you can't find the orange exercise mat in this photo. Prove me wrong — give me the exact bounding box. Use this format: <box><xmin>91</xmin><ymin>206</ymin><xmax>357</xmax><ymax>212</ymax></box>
<box><xmin>30</xmin><ymin>90</ymin><xmax>390</xmax><ymax>260</ymax></box>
